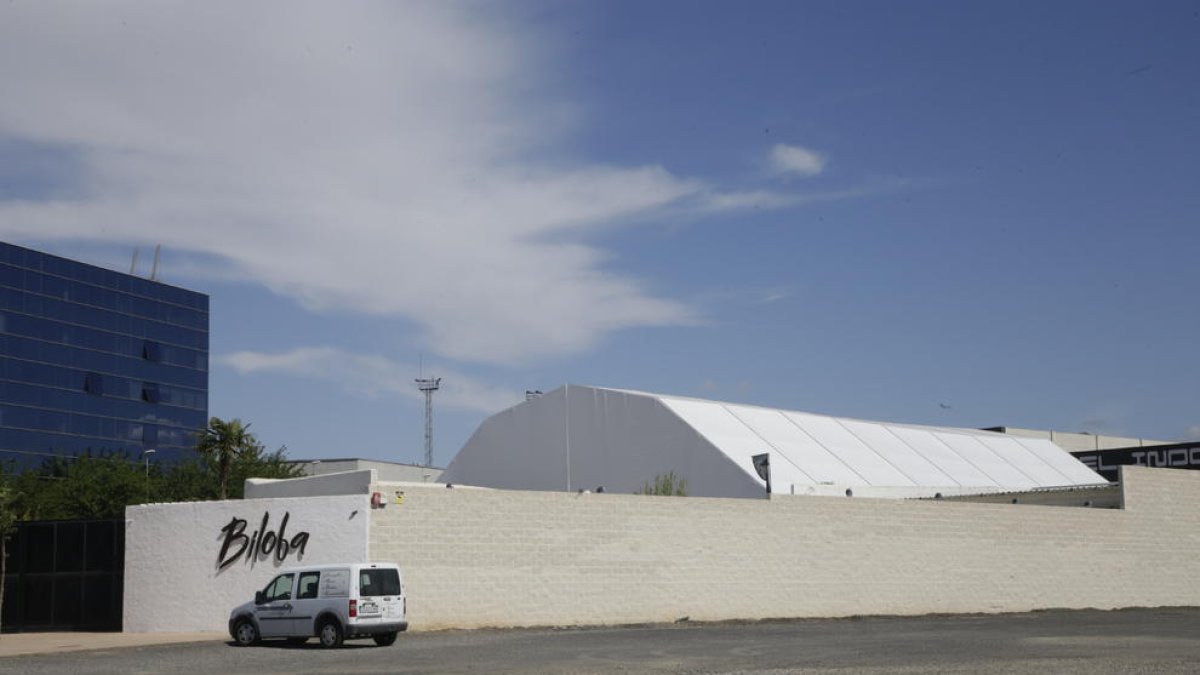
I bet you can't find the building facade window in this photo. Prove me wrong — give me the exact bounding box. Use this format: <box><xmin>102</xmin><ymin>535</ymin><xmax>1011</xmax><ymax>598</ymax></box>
<box><xmin>83</xmin><ymin>372</ymin><xmax>104</xmax><ymax>395</ymax></box>
<box><xmin>141</xmin><ymin>340</ymin><xmax>161</xmax><ymax>362</ymax></box>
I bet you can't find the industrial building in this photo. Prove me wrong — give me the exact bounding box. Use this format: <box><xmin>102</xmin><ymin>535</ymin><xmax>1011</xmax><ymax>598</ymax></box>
<box><xmin>287</xmin><ymin>457</ymin><xmax>443</xmax><ymax>483</ymax></box>
<box><xmin>439</xmin><ymin>385</ymin><xmax>1106</xmax><ymax>499</ymax></box>
<box><xmin>984</xmin><ymin>426</ymin><xmax>1175</xmax><ymax>452</ymax></box>
<box><xmin>0</xmin><ymin>242</ymin><xmax>209</xmax><ymax>468</ymax></box>
<box><xmin>985</xmin><ymin>426</ymin><xmax>1195</xmax><ymax>483</ymax></box>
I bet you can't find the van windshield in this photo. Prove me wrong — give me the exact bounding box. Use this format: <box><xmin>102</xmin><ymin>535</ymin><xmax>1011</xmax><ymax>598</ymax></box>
<box><xmin>360</xmin><ymin>569</ymin><xmax>401</xmax><ymax>597</ymax></box>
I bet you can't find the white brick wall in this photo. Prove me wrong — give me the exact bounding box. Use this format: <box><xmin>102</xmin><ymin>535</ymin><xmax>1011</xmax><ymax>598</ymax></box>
<box><xmin>369</xmin><ymin>466</ymin><xmax>1200</xmax><ymax>630</ymax></box>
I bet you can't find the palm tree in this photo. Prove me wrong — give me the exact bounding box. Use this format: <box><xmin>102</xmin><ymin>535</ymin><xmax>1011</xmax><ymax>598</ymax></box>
<box><xmin>197</xmin><ymin>417</ymin><xmax>259</xmax><ymax>500</ymax></box>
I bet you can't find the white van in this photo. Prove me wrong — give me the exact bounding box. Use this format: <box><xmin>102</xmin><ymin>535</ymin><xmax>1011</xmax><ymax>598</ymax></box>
<box><xmin>228</xmin><ymin>562</ymin><xmax>408</xmax><ymax>648</ymax></box>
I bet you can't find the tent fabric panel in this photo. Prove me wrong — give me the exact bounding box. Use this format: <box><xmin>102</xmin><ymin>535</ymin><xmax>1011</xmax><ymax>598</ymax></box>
<box><xmin>440</xmin><ymin>387</ymin><xmax>570</xmax><ymax>491</ymax></box>
<box><xmin>972</xmin><ymin>435</ymin><xmax>1075</xmax><ymax>486</ymax></box>
<box><xmin>782</xmin><ymin>411</ymin><xmax>917</xmax><ymax>486</ymax></box>
<box><xmin>657</xmin><ymin>398</ymin><xmax>776</xmax><ymax>488</ymax></box>
<box><xmin>569</xmin><ymin>387</ymin><xmax>764</xmax><ymax>498</ymax></box>
<box><xmin>932</xmin><ymin>432</ymin><xmax>1039</xmax><ymax>489</ymax></box>
<box><xmin>1011</xmin><ymin>437</ymin><xmax>1110</xmax><ymax>484</ymax></box>
<box><xmin>888</xmin><ymin>427</ymin><xmax>1001</xmax><ymax>488</ymax></box>
<box><xmin>722</xmin><ymin>404</ymin><xmax>864</xmax><ymax>486</ymax></box>
<box><xmin>717</xmin><ymin>405</ymin><xmax>817</xmax><ymax>488</ymax></box>
<box><xmin>838</xmin><ymin>420</ymin><xmax>959</xmax><ymax>486</ymax></box>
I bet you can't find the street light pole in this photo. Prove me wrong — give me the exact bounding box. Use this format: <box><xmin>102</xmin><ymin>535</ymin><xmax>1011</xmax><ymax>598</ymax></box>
<box><xmin>144</xmin><ymin>448</ymin><xmax>156</xmax><ymax>503</ymax></box>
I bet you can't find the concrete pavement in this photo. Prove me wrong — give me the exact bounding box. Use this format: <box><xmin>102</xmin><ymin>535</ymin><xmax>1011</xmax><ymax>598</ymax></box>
<box><xmin>3</xmin><ymin>609</ymin><xmax>1200</xmax><ymax>675</ymax></box>
<box><xmin>0</xmin><ymin>631</ymin><xmax>226</xmax><ymax>658</ymax></box>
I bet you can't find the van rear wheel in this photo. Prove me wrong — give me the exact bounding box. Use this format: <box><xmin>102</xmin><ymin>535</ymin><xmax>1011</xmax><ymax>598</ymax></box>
<box><xmin>318</xmin><ymin>619</ymin><xmax>344</xmax><ymax>648</ymax></box>
<box><xmin>373</xmin><ymin>632</ymin><xmax>398</xmax><ymax>647</ymax></box>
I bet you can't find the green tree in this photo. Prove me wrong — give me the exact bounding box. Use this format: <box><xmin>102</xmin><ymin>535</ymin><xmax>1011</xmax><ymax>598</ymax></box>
<box><xmin>197</xmin><ymin>417</ymin><xmax>260</xmax><ymax>500</ymax></box>
<box><xmin>5</xmin><ymin>453</ymin><xmax>143</xmax><ymax>520</ymax></box>
<box><xmin>165</xmin><ymin>440</ymin><xmax>302</xmax><ymax>501</ymax></box>
<box><xmin>0</xmin><ymin>417</ymin><xmax>306</xmax><ymax>522</ymax></box>
<box><xmin>222</xmin><ymin>443</ymin><xmax>303</xmax><ymax>499</ymax></box>
<box><xmin>636</xmin><ymin>471</ymin><xmax>688</xmax><ymax>496</ymax></box>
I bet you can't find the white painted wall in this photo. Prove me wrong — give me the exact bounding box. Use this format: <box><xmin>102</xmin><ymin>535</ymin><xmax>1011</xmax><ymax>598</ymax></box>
<box><xmin>123</xmin><ymin>495</ymin><xmax>369</xmax><ymax>632</ymax></box>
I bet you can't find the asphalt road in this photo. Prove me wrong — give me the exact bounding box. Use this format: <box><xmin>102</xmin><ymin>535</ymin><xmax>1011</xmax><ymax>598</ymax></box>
<box><xmin>4</xmin><ymin>607</ymin><xmax>1200</xmax><ymax>674</ymax></box>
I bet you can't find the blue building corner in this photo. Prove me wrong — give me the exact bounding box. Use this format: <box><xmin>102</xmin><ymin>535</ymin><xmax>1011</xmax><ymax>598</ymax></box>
<box><xmin>0</xmin><ymin>242</ymin><xmax>209</xmax><ymax>470</ymax></box>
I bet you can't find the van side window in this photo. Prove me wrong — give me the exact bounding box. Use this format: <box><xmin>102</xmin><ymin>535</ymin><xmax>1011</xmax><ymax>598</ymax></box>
<box><xmin>297</xmin><ymin>571</ymin><xmax>320</xmax><ymax>599</ymax></box>
<box><xmin>263</xmin><ymin>573</ymin><xmax>294</xmax><ymax>602</ymax></box>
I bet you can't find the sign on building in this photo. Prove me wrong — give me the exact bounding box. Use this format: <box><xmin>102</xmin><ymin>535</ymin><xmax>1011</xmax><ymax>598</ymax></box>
<box><xmin>1071</xmin><ymin>442</ymin><xmax>1200</xmax><ymax>482</ymax></box>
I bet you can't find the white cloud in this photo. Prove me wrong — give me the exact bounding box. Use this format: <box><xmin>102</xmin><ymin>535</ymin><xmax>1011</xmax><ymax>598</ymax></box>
<box><xmin>218</xmin><ymin>346</ymin><xmax>519</xmax><ymax>414</ymax></box>
<box><xmin>756</xmin><ymin>288</ymin><xmax>792</xmax><ymax>304</ymax></box>
<box><xmin>696</xmin><ymin>189</ymin><xmax>798</xmax><ymax>211</ymax></box>
<box><xmin>696</xmin><ymin>285</ymin><xmax>794</xmax><ymax>307</ymax></box>
<box><xmin>1188</xmin><ymin>425</ymin><xmax>1200</xmax><ymax>440</ymax></box>
<box><xmin>770</xmin><ymin>144</ymin><xmax>827</xmax><ymax>176</ymax></box>
<box><xmin>0</xmin><ymin>2</ymin><xmax>760</xmax><ymax>364</ymax></box>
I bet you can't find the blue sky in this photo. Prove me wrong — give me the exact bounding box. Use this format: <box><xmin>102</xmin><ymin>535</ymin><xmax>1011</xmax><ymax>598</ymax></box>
<box><xmin>2</xmin><ymin>1</ymin><xmax>1198</xmax><ymax>465</ymax></box>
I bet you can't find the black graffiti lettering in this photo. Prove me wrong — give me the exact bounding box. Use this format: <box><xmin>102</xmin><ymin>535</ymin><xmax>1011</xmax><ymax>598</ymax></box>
<box><xmin>261</xmin><ymin>531</ymin><xmax>277</xmax><ymax>557</ymax></box>
<box><xmin>290</xmin><ymin>531</ymin><xmax>309</xmax><ymax>557</ymax></box>
<box><xmin>253</xmin><ymin>511</ymin><xmax>270</xmax><ymax>562</ymax></box>
<box><xmin>217</xmin><ymin>517</ymin><xmax>249</xmax><ymax>570</ymax></box>
<box><xmin>274</xmin><ymin>512</ymin><xmax>291</xmax><ymax>562</ymax></box>
<box><xmin>215</xmin><ymin>511</ymin><xmax>310</xmax><ymax>570</ymax></box>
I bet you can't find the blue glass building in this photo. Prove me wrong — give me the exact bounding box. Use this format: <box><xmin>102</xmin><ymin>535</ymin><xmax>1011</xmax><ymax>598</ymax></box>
<box><xmin>0</xmin><ymin>242</ymin><xmax>208</xmax><ymax>469</ymax></box>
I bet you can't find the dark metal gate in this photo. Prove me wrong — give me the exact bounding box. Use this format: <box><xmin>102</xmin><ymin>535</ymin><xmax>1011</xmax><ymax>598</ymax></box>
<box><xmin>1</xmin><ymin>519</ymin><xmax>125</xmax><ymax>632</ymax></box>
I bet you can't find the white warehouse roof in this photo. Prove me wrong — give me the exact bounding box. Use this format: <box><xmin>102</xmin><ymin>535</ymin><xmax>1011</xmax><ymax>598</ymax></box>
<box><xmin>440</xmin><ymin>385</ymin><xmax>1107</xmax><ymax>499</ymax></box>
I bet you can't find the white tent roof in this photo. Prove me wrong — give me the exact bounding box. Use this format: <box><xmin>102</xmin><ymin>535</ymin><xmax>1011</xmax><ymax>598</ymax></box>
<box><xmin>637</xmin><ymin>388</ymin><xmax>1104</xmax><ymax>491</ymax></box>
<box><xmin>441</xmin><ymin>385</ymin><xmax>1106</xmax><ymax>498</ymax></box>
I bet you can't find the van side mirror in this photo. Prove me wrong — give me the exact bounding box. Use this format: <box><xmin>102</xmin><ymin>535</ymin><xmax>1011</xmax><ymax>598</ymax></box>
<box><xmin>255</xmin><ymin>590</ymin><xmax>265</xmax><ymax>605</ymax></box>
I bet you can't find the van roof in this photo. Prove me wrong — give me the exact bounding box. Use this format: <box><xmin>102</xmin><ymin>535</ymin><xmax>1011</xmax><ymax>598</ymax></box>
<box><xmin>272</xmin><ymin>562</ymin><xmax>400</xmax><ymax>574</ymax></box>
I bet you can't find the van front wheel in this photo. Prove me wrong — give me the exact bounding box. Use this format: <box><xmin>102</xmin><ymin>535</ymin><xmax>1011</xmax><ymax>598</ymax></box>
<box><xmin>373</xmin><ymin>632</ymin><xmax>398</xmax><ymax>647</ymax></box>
<box><xmin>318</xmin><ymin>619</ymin><xmax>344</xmax><ymax>648</ymax></box>
<box><xmin>233</xmin><ymin>618</ymin><xmax>259</xmax><ymax>646</ymax></box>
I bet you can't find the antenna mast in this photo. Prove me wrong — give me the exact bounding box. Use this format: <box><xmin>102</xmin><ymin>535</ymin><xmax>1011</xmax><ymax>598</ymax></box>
<box><xmin>150</xmin><ymin>244</ymin><xmax>161</xmax><ymax>281</ymax></box>
<box><xmin>415</xmin><ymin>376</ymin><xmax>441</xmax><ymax>467</ymax></box>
